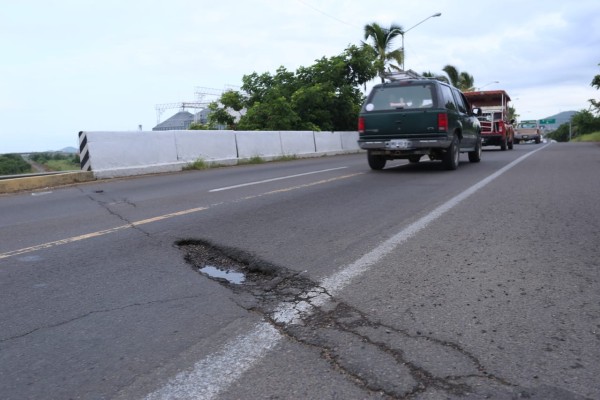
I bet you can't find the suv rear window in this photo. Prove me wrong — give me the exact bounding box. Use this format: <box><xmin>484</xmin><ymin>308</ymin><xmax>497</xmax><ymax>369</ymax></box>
<box><xmin>365</xmin><ymin>83</ymin><xmax>435</xmax><ymax>111</ymax></box>
<box><xmin>439</xmin><ymin>84</ymin><xmax>457</xmax><ymax>111</ymax></box>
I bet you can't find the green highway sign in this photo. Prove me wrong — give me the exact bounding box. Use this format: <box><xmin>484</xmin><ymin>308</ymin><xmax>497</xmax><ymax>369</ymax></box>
<box><xmin>520</xmin><ymin>120</ymin><xmax>537</xmax><ymax>124</ymax></box>
<box><xmin>539</xmin><ymin>119</ymin><xmax>556</xmax><ymax>124</ymax></box>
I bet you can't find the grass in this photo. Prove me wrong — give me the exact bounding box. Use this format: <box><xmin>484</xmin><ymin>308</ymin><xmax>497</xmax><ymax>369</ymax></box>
<box><xmin>184</xmin><ymin>154</ymin><xmax>300</xmax><ymax>171</ymax></box>
<box><xmin>238</xmin><ymin>156</ymin><xmax>265</xmax><ymax>165</ymax></box>
<box><xmin>273</xmin><ymin>155</ymin><xmax>299</xmax><ymax>162</ymax></box>
<box><xmin>43</xmin><ymin>159</ymin><xmax>81</xmax><ymax>171</ymax></box>
<box><xmin>572</xmin><ymin>131</ymin><xmax>600</xmax><ymax>142</ymax></box>
<box><xmin>184</xmin><ymin>158</ymin><xmax>210</xmax><ymax>170</ymax></box>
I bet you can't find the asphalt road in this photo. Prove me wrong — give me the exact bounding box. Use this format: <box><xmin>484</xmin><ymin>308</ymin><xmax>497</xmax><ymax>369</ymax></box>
<box><xmin>1</xmin><ymin>142</ymin><xmax>599</xmax><ymax>400</ymax></box>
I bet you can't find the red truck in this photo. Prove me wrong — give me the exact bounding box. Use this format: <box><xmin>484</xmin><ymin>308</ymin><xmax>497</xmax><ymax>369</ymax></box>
<box><xmin>464</xmin><ymin>90</ymin><xmax>514</xmax><ymax>151</ymax></box>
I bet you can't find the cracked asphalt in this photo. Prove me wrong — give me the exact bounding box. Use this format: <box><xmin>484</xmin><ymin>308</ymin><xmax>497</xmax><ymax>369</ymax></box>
<box><xmin>179</xmin><ymin>239</ymin><xmax>592</xmax><ymax>400</ymax></box>
<box><xmin>2</xmin><ymin>146</ymin><xmax>598</xmax><ymax>400</ymax></box>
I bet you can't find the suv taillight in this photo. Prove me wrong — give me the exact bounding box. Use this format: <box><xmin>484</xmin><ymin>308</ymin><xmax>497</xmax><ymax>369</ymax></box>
<box><xmin>438</xmin><ymin>113</ymin><xmax>448</xmax><ymax>132</ymax></box>
<box><xmin>358</xmin><ymin>117</ymin><xmax>365</xmax><ymax>133</ymax></box>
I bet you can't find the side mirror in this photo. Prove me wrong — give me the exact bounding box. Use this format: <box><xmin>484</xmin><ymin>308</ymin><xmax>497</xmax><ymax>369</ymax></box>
<box><xmin>472</xmin><ymin>108</ymin><xmax>482</xmax><ymax>116</ymax></box>
<box><xmin>510</xmin><ymin>119</ymin><xmax>515</xmax><ymax>124</ymax></box>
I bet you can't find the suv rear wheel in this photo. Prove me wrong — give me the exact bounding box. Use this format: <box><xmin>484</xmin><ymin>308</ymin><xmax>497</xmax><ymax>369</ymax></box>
<box><xmin>367</xmin><ymin>151</ymin><xmax>386</xmax><ymax>170</ymax></box>
<box><xmin>468</xmin><ymin>137</ymin><xmax>482</xmax><ymax>163</ymax></box>
<box><xmin>443</xmin><ymin>134</ymin><xmax>460</xmax><ymax>170</ymax></box>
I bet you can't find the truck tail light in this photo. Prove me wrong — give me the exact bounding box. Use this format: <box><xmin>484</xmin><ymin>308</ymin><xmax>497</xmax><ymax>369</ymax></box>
<box><xmin>438</xmin><ymin>113</ymin><xmax>448</xmax><ymax>131</ymax></box>
<box><xmin>358</xmin><ymin>117</ymin><xmax>365</xmax><ymax>133</ymax></box>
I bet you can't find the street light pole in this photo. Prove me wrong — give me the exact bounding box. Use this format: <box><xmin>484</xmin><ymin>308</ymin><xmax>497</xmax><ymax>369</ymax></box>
<box><xmin>401</xmin><ymin>12</ymin><xmax>441</xmax><ymax>71</ymax></box>
<box><xmin>476</xmin><ymin>81</ymin><xmax>499</xmax><ymax>90</ymax></box>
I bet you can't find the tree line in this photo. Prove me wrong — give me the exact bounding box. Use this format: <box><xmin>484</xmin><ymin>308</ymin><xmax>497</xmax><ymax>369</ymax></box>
<box><xmin>0</xmin><ymin>152</ymin><xmax>80</xmax><ymax>175</ymax></box>
<box><xmin>546</xmin><ymin>65</ymin><xmax>600</xmax><ymax>142</ymax></box>
<box><xmin>193</xmin><ymin>23</ymin><xmax>598</xmax><ymax>141</ymax></box>
<box><xmin>191</xmin><ymin>22</ymin><xmax>475</xmax><ymax>132</ymax></box>
<box><xmin>0</xmin><ymin>154</ymin><xmax>32</xmax><ymax>175</ymax></box>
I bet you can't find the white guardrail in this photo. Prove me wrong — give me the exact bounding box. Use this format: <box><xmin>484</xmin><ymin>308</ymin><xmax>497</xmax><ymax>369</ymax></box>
<box><xmin>78</xmin><ymin>130</ymin><xmax>362</xmax><ymax>179</ymax></box>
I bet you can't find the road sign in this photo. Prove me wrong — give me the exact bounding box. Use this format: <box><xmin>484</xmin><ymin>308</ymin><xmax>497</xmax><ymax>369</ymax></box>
<box><xmin>539</xmin><ymin>119</ymin><xmax>556</xmax><ymax>124</ymax></box>
<box><xmin>520</xmin><ymin>120</ymin><xmax>537</xmax><ymax>124</ymax></box>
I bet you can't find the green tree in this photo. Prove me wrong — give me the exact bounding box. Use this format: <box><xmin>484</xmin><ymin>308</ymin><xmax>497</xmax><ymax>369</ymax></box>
<box><xmin>422</xmin><ymin>71</ymin><xmax>448</xmax><ymax>82</ymax></box>
<box><xmin>207</xmin><ymin>100</ymin><xmax>236</xmax><ymax>129</ymax></box>
<box><xmin>422</xmin><ymin>66</ymin><xmax>475</xmax><ymax>91</ymax></box>
<box><xmin>589</xmin><ymin>63</ymin><xmax>600</xmax><ymax>115</ymax></box>
<box><xmin>546</xmin><ymin>123</ymin><xmax>571</xmax><ymax>142</ymax></box>
<box><xmin>188</xmin><ymin>122</ymin><xmax>209</xmax><ymax>130</ymax></box>
<box><xmin>0</xmin><ymin>154</ymin><xmax>32</xmax><ymax>175</ymax></box>
<box><xmin>508</xmin><ymin>106</ymin><xmax>518</xmax><ymax>122</ymax></box>
<box><xmin>209</xmin><ymin>45</ymin><xmax>376</xmax><ymax>132</ymax></box>
<box><xmin>442</xmin><ymin>65</ymin><xmax>475</xmax><ymax>91</ymax></box>
<box><xmin>362</xmin><ymin>22</ymin><xmax>404</xmax><ymax>83</ymax></box>
<box><xmin>571</xmin><ymin>110</ymin><xmax>600</xmax><ymax>135</ymax></box>
<box><xmin>238</xmin><ymin>96</ymin><xmax>301</xmax><ymax>130</ymax></box>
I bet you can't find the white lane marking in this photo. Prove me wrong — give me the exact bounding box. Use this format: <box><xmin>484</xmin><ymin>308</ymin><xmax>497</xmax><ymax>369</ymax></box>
<box><xmin>146</xmin><ymin>144</ymin><xmax>550</xmax><ymax>400</ymax></box>
<box><xmin>145</xmin><ymin>323</ymin><xmax>282</xmax><ymax>400</ymax></box>
<box><xmin>209</xmin><ymin>167</ymin><xmax>348</xmax><ymax>192</ymax></box>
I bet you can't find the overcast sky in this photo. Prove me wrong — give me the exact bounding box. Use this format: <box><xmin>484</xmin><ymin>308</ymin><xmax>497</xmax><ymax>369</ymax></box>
<box><xmin>1</xmin><ymin>0</ymin><xmax>599</xmax><ymax>153</ymax></box>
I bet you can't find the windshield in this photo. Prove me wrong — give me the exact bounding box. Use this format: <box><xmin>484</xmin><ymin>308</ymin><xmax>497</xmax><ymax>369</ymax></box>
<box><xmin>365</xmin><ymin>84</ymin><xmax>435</xmax><ymax>111</ymax></box>
<box><xmin>518</xmin><ymin>123</ymin><xmax>537</xmax><ymax>128</ymax></box>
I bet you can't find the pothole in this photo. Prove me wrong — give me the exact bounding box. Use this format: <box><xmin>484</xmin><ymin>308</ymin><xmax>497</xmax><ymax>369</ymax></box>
<box><xmin>199</xmin><ymin>265</ymin><xmax>245</xmax><ymax>284</ymax></box>
<box><xmin>176</xmin><ymin>239</ymin><xmax>516</xmax><ymax>399</ymax></box>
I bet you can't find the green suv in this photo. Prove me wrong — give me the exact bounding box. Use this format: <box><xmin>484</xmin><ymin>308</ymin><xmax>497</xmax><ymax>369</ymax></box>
<box><xmin>358</xmin><ymin>76</ymin><xmax>482</xmax><ymax>170</ymax></box>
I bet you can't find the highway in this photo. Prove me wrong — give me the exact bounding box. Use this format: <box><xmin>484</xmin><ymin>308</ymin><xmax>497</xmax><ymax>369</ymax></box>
<box><xmin>1</xmin><ymin>143</ymin><xmax>599</xmax><ymax>399</ymax></box>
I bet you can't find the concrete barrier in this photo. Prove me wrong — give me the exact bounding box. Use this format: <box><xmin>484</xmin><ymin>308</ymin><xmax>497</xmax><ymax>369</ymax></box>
<box><xmin>83</xmin><ymin>131</ymin><xmax>181</xmax><ymax>178</ymax></box>
<box><xmin>1</xmin><ymin>130</ymin><xmax>362</xmax><ymax>193</ymax></box>
<box><xmin>76</xmin><ymin>130</ymin><xmax>362</xmax><ymax>179</ymax></box>
<box><xmin>174</xmin><ymin>131</ymin><xmax>237</xmax><ymax>164</ymax></box>
<box><xmin>235</xmin><ymin>131</ymin><xmax>283</xmax><ymax>160</ymax></box>
<box><xmin>314</xmin><ymin>131</ymin><xmax>343</xmax><ymax>154</ymax></box>
<box><xmin>341</xmin><ymin>131</ymin><xmax>360</xmax><ymax>151</ymax></box>
<box><xmin>280</xmin><ymin>131</ymin><xmax>315</xmax><ymax>156</ymax></box>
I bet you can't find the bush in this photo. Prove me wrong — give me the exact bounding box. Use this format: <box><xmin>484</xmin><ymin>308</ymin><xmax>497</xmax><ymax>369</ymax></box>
<box><xmin>0</xmin><ymin>154</ymin><xmax>32</xmax><ymax>175</ymax></box>
<box><xmin>30</xmin><ymin>152</ymin><xmax>80</xmax><ymax>170</ymax></box>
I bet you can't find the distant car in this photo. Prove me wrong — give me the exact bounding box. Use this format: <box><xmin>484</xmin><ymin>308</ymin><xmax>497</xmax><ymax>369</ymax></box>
<box><xmin>357</xmin><ymin>72</ymin><xmax>482</xmax><ymax>171</ymax></box>
<box><xmin>514</xmin><ymin>122</ymin><xmax>542</xmax><ymax>144</ymax></box>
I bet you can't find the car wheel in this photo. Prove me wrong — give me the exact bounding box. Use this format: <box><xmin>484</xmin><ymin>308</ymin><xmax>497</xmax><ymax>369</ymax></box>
<box><xmin>468</xmin><ymin>137</ymin><xmax>482</xmax><ymax>163</ymax></box>
<box><xmin>367</xmin><ymin>151</ymin><xmax>386</xmax><ymax>170</ymax></box>
<box><xmin>500</xmin><ymin>135</ymin><xmax>507</xmax><ymax>151</ymax></box>
<box><xmin>535</xmin><ymin>137</ymin><xmax>541</xmax><ymax>144</ymax></box>
<box><xmin>508</xmin><ymin>138</ymin><xmax>514</xmax><ymax>150</ymax></box>
<box><xmin>408</xmin><ymin>155</ymin><xmax>421</xmax><ymax>163</ymax></box>
<box><xmin>443</xmin><ymin>134</ymin><xmax>460</xmax><ymax>170</ymax></box>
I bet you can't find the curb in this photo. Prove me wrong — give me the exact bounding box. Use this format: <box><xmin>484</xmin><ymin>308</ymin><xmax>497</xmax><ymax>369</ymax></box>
<box><xmin>0</xmin><ymin>171</ymin><xmax>96</xmax><ymax>194</ymax></box>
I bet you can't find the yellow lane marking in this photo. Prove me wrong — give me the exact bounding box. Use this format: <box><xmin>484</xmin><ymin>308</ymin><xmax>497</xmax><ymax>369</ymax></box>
<box><xmin>1</xmin><ymin>173</ymin><xmax>363</xmax><ymax>260</ymax></box>
<box><xmin>0</xmin><ymin>206</ymin><xmax>209</xmax><ymax>260</ymax></box>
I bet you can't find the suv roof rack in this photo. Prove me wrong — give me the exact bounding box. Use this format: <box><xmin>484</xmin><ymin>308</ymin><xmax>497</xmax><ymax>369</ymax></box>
<box><xmin>384</xmin><ymin>69</ymin><xmax>424</xmax><ymax>81</ymax></box>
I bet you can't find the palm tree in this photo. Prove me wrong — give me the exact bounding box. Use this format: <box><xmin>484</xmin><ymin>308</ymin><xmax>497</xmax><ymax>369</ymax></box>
<box><xmin>442</xmin><ymin>65</ymin><xmax>475</xmax><ymax>91</ymax></box>
<box><xmin>422</xmin><ymin>71</ymin><xmax>448</xmax><ymax>83</ymax></box>
<box><xmin>362</xmin><ymin>22</ymin><xmax>404</xmax><ymax>83</ymax></box>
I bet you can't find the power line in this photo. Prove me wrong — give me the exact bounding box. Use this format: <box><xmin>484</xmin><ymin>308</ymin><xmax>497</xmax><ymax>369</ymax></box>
<box><xmin>295</xmin><ymin>0</ymin><xmax>359</xmax><ymax>28</ymax></box>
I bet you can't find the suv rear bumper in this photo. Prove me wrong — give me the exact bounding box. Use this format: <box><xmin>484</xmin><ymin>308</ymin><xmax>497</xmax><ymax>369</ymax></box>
<box><xmin>358</xmin><ymin>137</ymin><xmax>452</xmax><ymax>151</ymax></box>
<box><xmin>514</xmin><ymin>134</ymin><xmax>541</xmax><ymax>140</ymax></box>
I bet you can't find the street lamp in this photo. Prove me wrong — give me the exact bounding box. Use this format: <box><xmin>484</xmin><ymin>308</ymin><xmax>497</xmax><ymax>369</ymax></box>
<box><xmin>401</xmin><ymin>12</ymin><xmax>441</xmax><ymax>70</ymax></box>
<box><xmin>476</xmin><ymin>81</ymin><xmax>499</xmax><ymax>90</ymax></box>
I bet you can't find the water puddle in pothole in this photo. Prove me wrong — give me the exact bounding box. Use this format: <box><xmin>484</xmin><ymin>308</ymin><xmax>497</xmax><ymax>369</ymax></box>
<box><xmin>199</xmin><ymin>265</ymin><xmax>246</xmax><ymax>284</ymax></box>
